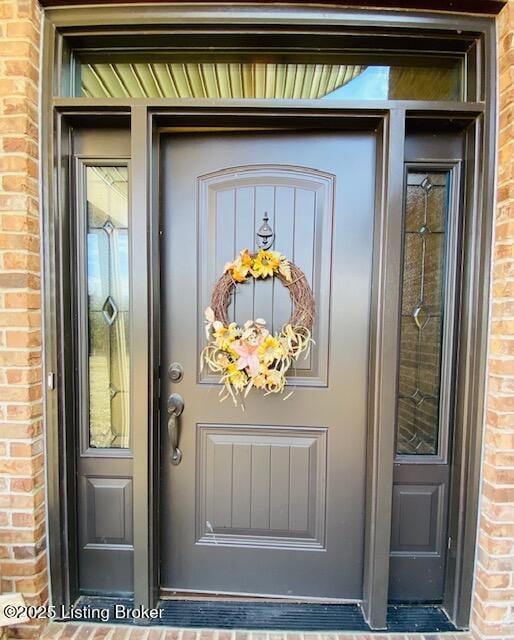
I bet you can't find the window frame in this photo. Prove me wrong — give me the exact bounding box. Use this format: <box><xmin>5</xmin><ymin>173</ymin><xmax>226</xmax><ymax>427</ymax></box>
<box><xmin>71</xmin><ymin>50</ymin><xmax>468</xmax><ymax>102</ymax></box>
<box><xmin>395</xmin><ymin>161</ymin><xmax>462</xmax><ymax>464</ymax></box>
<box><xmin>75</xmin><ymin>157</ymin><xmax>133</xmax><ymax>457</ymax></box>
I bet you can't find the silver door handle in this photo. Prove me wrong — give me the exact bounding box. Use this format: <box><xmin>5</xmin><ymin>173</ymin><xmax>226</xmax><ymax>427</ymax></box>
<box><xmin>168</xmin><ymin>393</ymin><xmax>184</xmax><ymax>465</ymax></box>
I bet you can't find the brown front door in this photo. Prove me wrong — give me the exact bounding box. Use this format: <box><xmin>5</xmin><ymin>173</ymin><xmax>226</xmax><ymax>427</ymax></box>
<box><xmin>160</xmin><ymin>130</ymin><xmax>376</xmax><ymax>599</ymax></box>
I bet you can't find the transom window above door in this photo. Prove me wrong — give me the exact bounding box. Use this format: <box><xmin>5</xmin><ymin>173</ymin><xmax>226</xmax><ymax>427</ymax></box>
<box><xmin>73</xmin><ymin>54</ymin><xmax>464</xmax><ymax>101</ymax></box>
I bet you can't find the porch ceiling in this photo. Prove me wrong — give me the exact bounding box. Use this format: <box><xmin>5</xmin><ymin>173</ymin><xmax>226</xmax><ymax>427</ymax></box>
<box><xmin>81</xmin><ymin>62</ymin><xmax>365</xmax><ymax>100</ymax></box>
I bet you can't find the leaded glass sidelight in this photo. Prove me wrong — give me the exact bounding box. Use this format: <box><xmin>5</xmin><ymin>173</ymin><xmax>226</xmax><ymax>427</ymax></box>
<box><xmin>85</xmin><ymin>166</ymin><xmax>130</xmax><ymax>449</ymax></box>
<box><xmin>396</xmin><ymin>172</ymin><xmax>450</xmax><ymax>456</ymax></box>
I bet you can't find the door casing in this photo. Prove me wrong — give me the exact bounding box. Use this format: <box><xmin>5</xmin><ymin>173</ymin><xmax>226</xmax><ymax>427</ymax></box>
<box><xmin>41</xmin><ymin>6</ymin><xmax>497</xmax><ymax>631</ymax></box>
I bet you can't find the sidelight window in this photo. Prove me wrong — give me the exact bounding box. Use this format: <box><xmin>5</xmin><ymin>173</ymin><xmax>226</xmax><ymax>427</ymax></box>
<box><xmin>396</xmin><ymin>171</ymin><xmax>452</xmax><ymax>456</ymax></box>
<box><xmin>83</xmin><ymin>165</ymin><xmax>130</xmax><ymax>449</ymax></box>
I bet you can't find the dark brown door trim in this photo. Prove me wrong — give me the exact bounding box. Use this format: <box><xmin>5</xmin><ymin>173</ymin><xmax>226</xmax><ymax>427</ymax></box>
<box><xmin>147</xmin><ymin>109</ymin><xmax>396</xmax><ymax>628</ymax></box>
<box><xmin>41</xmin><ymin>7</ymin><xmax>496</xmax><ymax>632</ymax></box>
<box><xmin>38</xmin><ymin>0</ymin><xmax>507</xmax><ymax>15</ymax></box>
<box><xmin>362</xmin><ymin>108</ymin><xmax>405</xmax><ymax>627</ymax></box>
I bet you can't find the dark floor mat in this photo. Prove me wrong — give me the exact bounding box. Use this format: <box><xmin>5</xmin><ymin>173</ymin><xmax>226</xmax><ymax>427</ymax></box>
<box><xmin>72</xmin><ymin>596</ymin><xmax>457</xmax><ymax>632</ymax></box>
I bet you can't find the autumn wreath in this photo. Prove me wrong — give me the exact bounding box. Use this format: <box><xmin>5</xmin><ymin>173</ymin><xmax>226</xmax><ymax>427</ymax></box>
<box><xmin>201</xmin><ymin>249</ymin><xmax>315</xmax><ymax>405</ymax></box>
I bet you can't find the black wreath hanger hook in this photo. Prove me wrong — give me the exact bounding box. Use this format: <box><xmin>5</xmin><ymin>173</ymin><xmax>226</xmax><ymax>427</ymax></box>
<box><xmin>256</xmin><ymin>212</ymin><xmax>275</xmax><ymax>250</ymax></box>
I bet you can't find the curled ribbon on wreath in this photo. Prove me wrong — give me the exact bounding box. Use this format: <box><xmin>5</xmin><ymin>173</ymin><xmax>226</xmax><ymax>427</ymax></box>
<box><xmin>201</xmin><ymin>249</ymin><xmax>315</xmax><ymax>406</ymax></box>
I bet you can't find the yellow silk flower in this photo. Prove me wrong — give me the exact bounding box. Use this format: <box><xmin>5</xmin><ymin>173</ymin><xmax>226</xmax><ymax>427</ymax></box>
<box><xmin>251</xmin><ymin>250</ymin><xmax>281</xmax><ymax>278</ymax></box>
<box><xmin>258</xmin><ymin>335</ymin><xmax>284</xmax><ymax>363</ymax></box>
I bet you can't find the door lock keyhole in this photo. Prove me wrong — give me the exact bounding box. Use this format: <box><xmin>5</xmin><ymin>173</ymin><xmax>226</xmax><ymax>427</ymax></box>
<box><xmin>168</xmin><ymin>362</ymin><xmax>184</xmax><ymax>383</ymax></box>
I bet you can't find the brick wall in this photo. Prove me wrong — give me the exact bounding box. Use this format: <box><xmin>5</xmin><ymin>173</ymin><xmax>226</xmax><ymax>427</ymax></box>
<box><xmin>0</xmin><ymin>0</ymin><xmax>46</xmax><ymax>638</ymax></box>
<box><xmin>0</xmin><ymin>1</ymin><xmax>512</xmax><ymax>639</ymax></box>
<box><xmin>470</xmin><ymin>1</ymin><xmax>514</xmax><ymax>638</ymax></box>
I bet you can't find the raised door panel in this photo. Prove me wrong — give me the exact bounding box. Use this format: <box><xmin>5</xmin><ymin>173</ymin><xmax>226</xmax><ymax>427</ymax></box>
<box><xmin>78</xmin><ymin>465</ymin><xmax>134</xmax><ymax>593</ymax></box>
<box><xmin>196</xmin><ymin>424</ymin><xmax>327</xmax><ymax>550</ymax></box>
<box><xmin>198</xmin><ymin>166</ymin><xmax>334</xmax><ymax>386</ymax></box>
<box><xmin>390</xmin><ymin>483</ymin><xmax>444</xmax><ymax>554</ymax></box>
<box><xmin>389</xmin><ymin>465</ymin><xmax>450</xmax><ymax>602</ymax></box>
<box><xmin>85</xmin><ymin>477</ymin><xmax>133</xmax><ymax>546</ymax></box>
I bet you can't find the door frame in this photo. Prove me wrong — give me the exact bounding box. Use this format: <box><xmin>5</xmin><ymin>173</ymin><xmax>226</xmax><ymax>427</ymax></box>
<box><xmin>157</xmin><ymin>123</ymin><xmax>389</xmax><ymax>602</ymax></box>
<box><xmin>41</xmin><ymin>5</ymin><xmax>497</xmax><ymax>631</ymax></box>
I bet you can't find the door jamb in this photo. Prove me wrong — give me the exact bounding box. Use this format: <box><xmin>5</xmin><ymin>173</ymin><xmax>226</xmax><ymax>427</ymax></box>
<box><xmin>362</xmin><ymin>109</ymin><xmax>405</xmax><ymax>627</ymax></box>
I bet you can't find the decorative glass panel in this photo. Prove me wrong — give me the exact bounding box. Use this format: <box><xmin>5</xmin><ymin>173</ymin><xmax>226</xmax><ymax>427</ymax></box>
<box><xmin>76</xmin><ymin>56</ymin><xmax>462</xmax><ymax>101</ymax></box>
<box><xmin>396</xmin><ymin>172</ymin><xmax>450</xmax><ymax>456</ymax></box>
<box><xmin>86</xmin><ymin>166</ymin><xmax>130</xmax><ymax>449</ymax></box>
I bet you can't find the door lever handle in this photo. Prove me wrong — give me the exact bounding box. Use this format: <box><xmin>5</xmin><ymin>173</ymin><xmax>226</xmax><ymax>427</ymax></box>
<box><xmin>167</xmin><ymin>393</ymin><xmax>184</xmax><ymax>465</ymax></box>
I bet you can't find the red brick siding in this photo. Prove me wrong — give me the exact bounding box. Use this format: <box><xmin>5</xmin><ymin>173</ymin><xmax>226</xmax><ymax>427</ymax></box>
<box><xmin>470</xmin><ymin>1</ymin><xmax>514</xmax><ymax>638</ymax></box>
<box><xmin>0</xmin><ymin>0</ymin><xmax>46</xmax><ymax>638</ymax></box>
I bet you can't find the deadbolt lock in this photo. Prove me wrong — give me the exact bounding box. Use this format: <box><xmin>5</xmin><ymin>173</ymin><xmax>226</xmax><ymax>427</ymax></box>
<box><xmin>168</xmin><ymin>362</ymin><xmax>184</xmax><ymax>383</ymax></box>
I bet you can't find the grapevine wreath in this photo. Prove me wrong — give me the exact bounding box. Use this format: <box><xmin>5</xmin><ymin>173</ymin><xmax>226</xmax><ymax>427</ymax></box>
<box><xmin>201</xmin><ymin>248</ymin><xmax>315</xmax><ymax>405</ymax></box>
